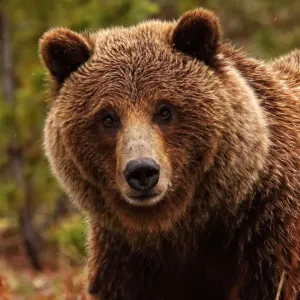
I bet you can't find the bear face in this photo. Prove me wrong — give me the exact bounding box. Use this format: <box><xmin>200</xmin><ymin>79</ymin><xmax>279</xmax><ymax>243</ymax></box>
<box><xmin>40</xmin><ymin>9</ymin><xmax>269</xmax><ymax>236</ymax></box>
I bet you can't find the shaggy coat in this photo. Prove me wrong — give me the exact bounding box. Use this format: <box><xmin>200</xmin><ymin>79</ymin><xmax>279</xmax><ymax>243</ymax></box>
<box><xmin>40</xmin><ymin>8</ymin><xmax>300</xmax><ymax>300</ymax></box>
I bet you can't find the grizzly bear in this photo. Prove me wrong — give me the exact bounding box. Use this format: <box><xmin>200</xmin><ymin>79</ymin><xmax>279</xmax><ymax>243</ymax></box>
<box><xmin>39</xmin><ymin>8</ymin><xmax>300</xmax><ymax>300</ymax></box>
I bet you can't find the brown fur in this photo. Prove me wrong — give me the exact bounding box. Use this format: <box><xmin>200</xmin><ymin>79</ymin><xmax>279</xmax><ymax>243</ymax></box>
<box><xmin>40</xmin><ymin>8</ymin><xmax>300</xmax><ymax>300</ymax></box>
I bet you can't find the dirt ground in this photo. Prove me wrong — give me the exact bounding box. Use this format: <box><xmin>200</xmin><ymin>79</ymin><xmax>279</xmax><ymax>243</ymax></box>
<box><xmin>0</xmin><ymin>230</ymin><xmax>86</xmax><ymax>300</ymax></box>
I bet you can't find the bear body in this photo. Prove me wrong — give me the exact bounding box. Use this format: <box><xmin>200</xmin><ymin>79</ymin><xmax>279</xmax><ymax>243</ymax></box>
<box><xmin>40</xmin><ymin>9</ymin><xmax>300</xmax><ymax>300</ymax></box>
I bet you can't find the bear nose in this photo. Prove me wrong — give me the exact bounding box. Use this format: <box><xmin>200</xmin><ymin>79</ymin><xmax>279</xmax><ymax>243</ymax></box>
<box><xmin>123</xmin><ymin>158</ymin><xmax>160</xmax><ymax>192</ymax></box>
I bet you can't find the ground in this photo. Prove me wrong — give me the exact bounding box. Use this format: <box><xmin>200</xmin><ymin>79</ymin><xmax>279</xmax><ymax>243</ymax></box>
<box><xmin>0</xmin><ymin>215</ymin><xmax>86</xmax><ymax>300</ymax></box>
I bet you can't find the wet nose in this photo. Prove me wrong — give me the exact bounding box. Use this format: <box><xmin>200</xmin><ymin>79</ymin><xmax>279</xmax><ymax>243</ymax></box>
<box><xmin>123</xmin><ymin>158</ymin><xmax>160</xmax><ymax>192</ymax></box>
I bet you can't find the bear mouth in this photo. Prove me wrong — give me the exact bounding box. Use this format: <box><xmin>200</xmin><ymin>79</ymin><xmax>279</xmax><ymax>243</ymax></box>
<box><xmin>122</xmin><ymin>191</ymin><xmax>165</xmax><ymax>207</ymax></box>
<box><xmin>129</xmin><ymin>192</ymin><xmax>159</xmax><ymax>202</ymax></box>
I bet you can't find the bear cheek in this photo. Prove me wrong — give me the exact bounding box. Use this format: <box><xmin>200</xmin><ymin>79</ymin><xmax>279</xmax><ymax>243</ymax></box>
<box><xmin>59</xmin><ymin>120</ymin><xmax>115</xmax><ymax>189</ymax></box>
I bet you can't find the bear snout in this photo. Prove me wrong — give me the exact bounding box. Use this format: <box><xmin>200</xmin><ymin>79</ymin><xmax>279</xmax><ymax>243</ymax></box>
<box><xmin>123</xmin><ymin>157</ymin><xmax>160</xmax><ymax>194</ymax></box>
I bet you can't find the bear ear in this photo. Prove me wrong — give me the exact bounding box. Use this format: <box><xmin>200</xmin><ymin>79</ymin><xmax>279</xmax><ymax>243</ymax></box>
<box><xmin>172</xmin><ymin>8</ymin><xmax>222</xmax><ymax>66</ymax></box>
<box><xmin>39</xmin><ymin>28</ymin><xmax>93</xmax><ymax>85</ymax></box>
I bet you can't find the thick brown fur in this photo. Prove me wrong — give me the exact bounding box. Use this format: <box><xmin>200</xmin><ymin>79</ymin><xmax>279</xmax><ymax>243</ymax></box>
<box><xmin>40</xmin><ymin>8</ymin><xmax>300</xmax><ymax>300</ymax></box>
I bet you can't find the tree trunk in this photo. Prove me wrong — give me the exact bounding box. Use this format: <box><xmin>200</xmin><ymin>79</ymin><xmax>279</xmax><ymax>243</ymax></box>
<box><xmin>0</xmin><ymin>10</ymin><xmax>42</xmax><ymax>271</ymax></box>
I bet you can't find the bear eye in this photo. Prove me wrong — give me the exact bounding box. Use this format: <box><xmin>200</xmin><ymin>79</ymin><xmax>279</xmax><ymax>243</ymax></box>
<box><xmin>103</xmin><ymin>116</ymin><xmax>114</xmax><ymax>127</ymax></box>
<box><xmin>159</xmin><ymin>107</ymin><xmax>171</xmax><ymax>119</ymax></box>
<box><xmin>154</xmin><ymin>104</ymin><xmax>173</xmax><ymax>124</ymax></box>
<box><xmin>101</xmin><ymin>111</ymin><xmax>119</xmax><ymax>129</ymax></box>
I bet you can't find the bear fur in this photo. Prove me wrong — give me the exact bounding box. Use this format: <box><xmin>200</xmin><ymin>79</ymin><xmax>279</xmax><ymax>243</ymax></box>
<box><xmin>39</xmin><ymin>8</ymin><xmax>300</xmax><ymax>300</ymax></box>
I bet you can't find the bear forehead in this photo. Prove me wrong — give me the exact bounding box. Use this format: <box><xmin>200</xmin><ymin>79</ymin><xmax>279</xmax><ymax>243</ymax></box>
<box><xmin>92</xmin><ymin>21</ymin><xmax>175</xmax><ymax>56</ymax></box>
<box><xmin>75</xmin><ymin>22</ymin><xmax>212</xmax><ymax>98</ymax></box>
<box><xmin>56</xmin><ymin>21</ymin><xmax>218</xmax><ymax>109</ymax></box>
<box><xmin>87</xmin><ymin>20</ymin><xmax>208</xmax><ymax>74</ymax></box>
<box><xmin>70</xmin><ymin>53</ymin><xmax>211</xmax><ymax>109</ymax></box>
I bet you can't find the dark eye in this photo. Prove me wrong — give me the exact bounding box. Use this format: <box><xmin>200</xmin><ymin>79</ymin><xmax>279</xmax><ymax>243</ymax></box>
<box><xmin>154</xmin><ymin>104</ymin><xmax>173</xmax><ymax>124</ymax></box>
<box><xmin>101</xmin><ymin>111</ymin><xmax>119</xmax><ymax>129</ymax></box>
<box><xmin>159</xmin><ymin>107</ymin><xmax>171</xmax><ymax>120</ymax></box>
<box><xmin>103</xmin><ymin>116</ymin><xmax>114</xmax><ymax>127</ymax></box>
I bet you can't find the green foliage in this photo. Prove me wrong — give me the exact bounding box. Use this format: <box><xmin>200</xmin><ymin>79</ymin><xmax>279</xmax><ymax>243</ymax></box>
<box><xmin>47</xmin><ymin>215</ymin><xmax>87</xmax><ymax>263</ymax></box>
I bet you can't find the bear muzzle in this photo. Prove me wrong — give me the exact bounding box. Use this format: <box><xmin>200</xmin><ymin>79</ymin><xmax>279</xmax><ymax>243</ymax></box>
<box><xmin>116</xmin><ymin>125</ymin><xmax>170</xmax><ymax>207</ymax></box>
<box><xmin>123</xmin><ymin>157</ymin><xmax>160</xmax><ymax>195</ymax></box>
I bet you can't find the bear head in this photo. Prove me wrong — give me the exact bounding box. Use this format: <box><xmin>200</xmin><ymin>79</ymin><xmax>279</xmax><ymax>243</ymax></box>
<box><xmin>40</xmin><ymin>9</ymin><xmax>269</xmax><ymax>241</ymax></box>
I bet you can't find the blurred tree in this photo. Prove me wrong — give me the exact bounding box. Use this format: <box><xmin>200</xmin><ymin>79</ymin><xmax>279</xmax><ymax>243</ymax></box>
<box><xmin>0</xmin><ymin>9</ymin><xmax>43</xmax><ymax>271</ymax></box>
